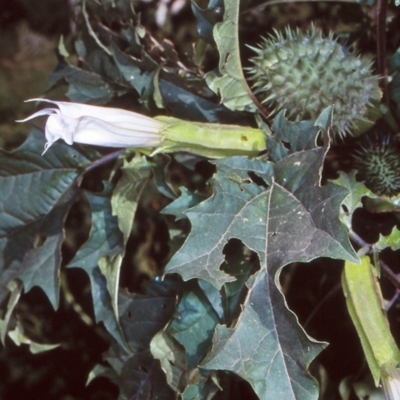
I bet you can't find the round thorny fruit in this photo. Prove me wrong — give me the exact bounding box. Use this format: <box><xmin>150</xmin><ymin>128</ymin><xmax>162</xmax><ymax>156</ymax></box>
<box><xmin>353</xmin><ymin>132</ymin><xmax>400</xmax><ymax>197</ymax></box>
<box><xmin>248</xmin><ymin>26</ymin><xmax>382</xmax><ymax>140</ymax></box>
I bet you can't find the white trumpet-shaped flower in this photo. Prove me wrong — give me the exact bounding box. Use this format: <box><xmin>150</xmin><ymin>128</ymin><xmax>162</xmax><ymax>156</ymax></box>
<box><xmin>18</xmin><ymin>99</ymin><xmax>165</xmax><ymax>154</ymax></box>
<box><xmin>382</xmin><ymin>366</ymin><xmax>400</xmax><ymax>400</ymax></box>
<box><xmin>19</xmin><ymin>99</ymin><xmax>267</xmax><ymax>158</ymax></box>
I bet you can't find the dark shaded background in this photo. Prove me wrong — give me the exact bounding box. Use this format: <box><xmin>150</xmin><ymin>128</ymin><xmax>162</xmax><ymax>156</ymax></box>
<box><xmin>0</xmin><ymin>1</ymin><xmax>119</xmax><ymax>398</ymax></box>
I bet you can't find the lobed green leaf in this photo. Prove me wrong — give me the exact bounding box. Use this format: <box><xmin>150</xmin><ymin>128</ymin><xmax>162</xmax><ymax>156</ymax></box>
<box><xmin>0</xmin><ymin>129</ymin><xmax>99</xmax><ymax>308</ymax></box>
<box><xmin>67</xmin><ymin>184</ymin><xmax>126</xmax><ymax>347</ymax></box>
<box><xmin>164</xmin><ymin>146</ymin><xmax>358</xmax><ymax>398</ymax></box>
<box><xmin>205</xmin><ymin>0</ymin><xmax>256</xmax><ymax>112</ymax></box>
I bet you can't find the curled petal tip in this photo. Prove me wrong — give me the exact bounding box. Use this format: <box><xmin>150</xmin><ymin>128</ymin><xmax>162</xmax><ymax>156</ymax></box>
<box><xmin>41</xmin><ymin>142</ymin><xmax>53</xmax><ymax>155</ymax></box>
<box><xmin>25</xmin><ymin>98</ymin><xmax>42</xmax><ymax>103</ymax></box>
<box><xmin>16</xmin><ymin>108</ymin><xmax>57</xmax><ymax>123</ymax></box>
<box><xmin>25</xmin><ymin>98</ymin><xmax>54</xmax><ymax>104</ymax></box>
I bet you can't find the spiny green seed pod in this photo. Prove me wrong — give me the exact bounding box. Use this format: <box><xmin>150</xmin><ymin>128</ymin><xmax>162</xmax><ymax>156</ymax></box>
<box><xmin>353</xmin><ymin>132</ymin><xmax>400</xmax><ymax>197</ymax></box>
<box><xmin>248</xmin><ymin>26</ymin><xmax>382</xmax><ymax>140</ymax></box>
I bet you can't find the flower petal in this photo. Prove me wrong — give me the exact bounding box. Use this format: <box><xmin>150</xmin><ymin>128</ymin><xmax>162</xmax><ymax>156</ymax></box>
<box><xmin>21</xmin><ymin>99</ymin><xmax>165</xmax><ymax>153</ymax></box>
<box><xmin>72</xmin><ymin>117</ymin><xmax>163</xmax><ymax>147</ymax></box>
<box><xmin>16</xmin><ymin>108</ymin><xmax>57</xmax><ymax>123</ymax></box>
<box><xmin>382</xmin><ymin>366</ymin><xmax>400</xmax><ymax>400</ymax></box>
<box><xmin>26</xmin><ymin>98</ymin><xmax>163</xmax><ymax>131</ymax></box>
<box><xmin>46</xmin><ymin>113</ymin><xmax>75</xmax><ymax>145</ymax></box>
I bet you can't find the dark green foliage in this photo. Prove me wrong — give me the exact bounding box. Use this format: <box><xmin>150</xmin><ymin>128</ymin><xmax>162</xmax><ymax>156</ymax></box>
<box><xmin>2</xmin><ymin>0</ymin><xmax>400</xmax><ymax>399</ymax></box>
<box><xmin>0</xmin><ymin>129</ymin><xmax>100</xmax><ymax>309</ymax></box>
<box><xmin>191</xmin><ymin>0</ymin><xmax>224</xmax><ymax>44</ymax></box>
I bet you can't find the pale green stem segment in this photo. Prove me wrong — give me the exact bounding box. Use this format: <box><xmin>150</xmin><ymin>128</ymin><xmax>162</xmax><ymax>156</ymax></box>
<box><xmin>154</xmin><ymin>116</ymin><xmax>266</xmax><ymax>158</ymax></box>
<box><xmin>342</xmin><ymin>256</ymin><xmax>400</xmax><ymax>386</ymax></box>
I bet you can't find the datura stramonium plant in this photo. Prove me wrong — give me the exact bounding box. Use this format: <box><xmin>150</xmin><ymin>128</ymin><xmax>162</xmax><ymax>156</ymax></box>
<box><xmin>19</xmin><ymin>99</ymin><xmax>266</xmax><ymax>158</ymax></box>
<box><xmin>247</xmin><ymin>26</ymin><xmax>382</xmax><ymax>140</ymax></box>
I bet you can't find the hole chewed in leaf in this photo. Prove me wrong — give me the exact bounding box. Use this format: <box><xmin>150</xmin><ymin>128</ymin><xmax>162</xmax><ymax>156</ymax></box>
<box><xmin>281</xmin><ymin>140</ymin><xmax>291</xmax><ymax>150</ymax></box>
<box><xmin>247</xmin><ymin>171</ymin><xmax>269</xmax><ymax>189</ymax></box>
<box><xmin>221</xmin><ymin>239</ymin><xmax>260</xmax><ymax>326</ymax></box>
<box><xmin>33</xmin><ymin>233</ymin><xmax>47</xmax><ymax>248</ymax></box>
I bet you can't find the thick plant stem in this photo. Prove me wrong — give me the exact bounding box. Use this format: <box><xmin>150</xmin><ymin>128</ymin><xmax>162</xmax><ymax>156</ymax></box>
<box><xmin>349</xmin><ymin>229</ymin><xmax>400</xmax><ymax>291</ymax></box>
<box><xmin>376</xmin><ymin>0</ymin><xmax>389</xmax><ymax>105</ymax></box>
